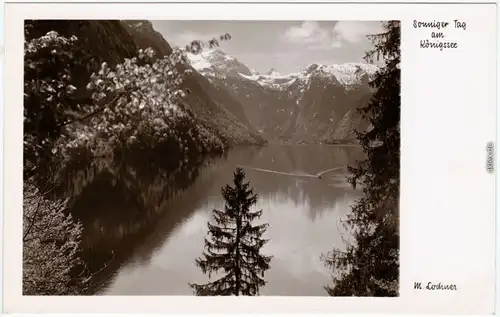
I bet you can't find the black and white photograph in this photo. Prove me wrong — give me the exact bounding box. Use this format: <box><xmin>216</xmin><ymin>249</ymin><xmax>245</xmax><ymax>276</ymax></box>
<box><xmin>22</xmin><ymin>19</ymin><xmax>400</xmax><ymax>296</ymax></box>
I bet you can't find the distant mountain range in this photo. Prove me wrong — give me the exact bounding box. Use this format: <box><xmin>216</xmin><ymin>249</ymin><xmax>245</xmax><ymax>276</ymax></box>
<box><xmin>186</xmin><ymin>48</ymin><xmax>379</xmax><ymax>144</ymax></box>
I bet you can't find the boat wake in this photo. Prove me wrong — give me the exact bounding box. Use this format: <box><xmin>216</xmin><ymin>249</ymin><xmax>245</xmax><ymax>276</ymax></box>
<box><xmin>237</xmin><ymin>165</ymin><xmax>348</xmax><ymax>179</ymax></box>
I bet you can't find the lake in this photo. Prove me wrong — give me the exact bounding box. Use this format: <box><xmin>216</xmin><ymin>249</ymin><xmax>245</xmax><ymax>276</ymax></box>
<box><xmin>64</xmin><ymin>144</ymin><xmax>364</xmax><ymax>296</ymax></box>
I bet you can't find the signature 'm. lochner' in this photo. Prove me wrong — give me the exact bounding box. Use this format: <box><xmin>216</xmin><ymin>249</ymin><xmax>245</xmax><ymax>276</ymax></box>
<box><xmin>414</xmin><ymin>282</ymin><xmax>458</xmax><ymax>290</ymax></box>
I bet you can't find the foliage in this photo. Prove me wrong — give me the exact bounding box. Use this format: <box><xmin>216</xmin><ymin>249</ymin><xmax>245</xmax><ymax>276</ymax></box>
<box><xmin>322</xmin><ymin>21</ymin><xmax>400</xmax><ymax>296</ymax></box>
<box><xmin>54</xmin><ymin>47</ymin><xmax>216</xmax><ymax>156</ymax></box>
<box><xmin>23</xmin><ymin>27</ymin><xmax>232</xmax><ymax>179</ymax></box>
<box><xmin>22</xmin><ymin>23</ymin><xmax>233</xmax><ymax>295</ymax></box>
<box><xmin>23</xmin><ymin>181</ymin><xmax>90</xmax><ymax>295</ymax></box>
<box><xmin>23</xmin><ymin>31</ymin><xmax>83</xmax><ymax>174</ymax></box>
<box><xmin>189</xmin><ymin>168</ymin><xmax>272</xmax><ymax>296</ymax></box>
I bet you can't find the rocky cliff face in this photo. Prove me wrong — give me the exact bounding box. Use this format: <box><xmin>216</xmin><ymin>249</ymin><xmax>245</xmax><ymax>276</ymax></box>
<box><xmin>187</xmin><ymin>49</ymin><xmax>378</xmax><ymax>144</ymax></box>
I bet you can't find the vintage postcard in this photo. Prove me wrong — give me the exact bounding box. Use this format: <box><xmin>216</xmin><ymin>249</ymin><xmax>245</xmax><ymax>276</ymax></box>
<box><xmin>2</xmin><ymin>1</ymin><xmax>497</xmax><ymax>315</ymax></box>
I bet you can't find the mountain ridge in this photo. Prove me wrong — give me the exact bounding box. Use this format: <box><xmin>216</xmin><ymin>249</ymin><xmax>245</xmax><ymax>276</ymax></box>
<box><xmin>186</xmin><ymin>48</ymin><xmax>378</xmax><ymax>143</ymax></box>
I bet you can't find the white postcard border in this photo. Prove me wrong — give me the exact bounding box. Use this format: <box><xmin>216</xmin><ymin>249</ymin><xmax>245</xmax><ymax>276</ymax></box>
<box><xmin>2</xmin><ymin>2</ymin><xmax>497</xmax><ymax>314</ymax></box>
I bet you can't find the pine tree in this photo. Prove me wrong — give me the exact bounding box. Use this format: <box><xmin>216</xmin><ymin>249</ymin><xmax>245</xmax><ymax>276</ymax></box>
<box><xmin>189</xmin><ymin>168</ymin><xmax>272</xmax><ymax>296</ymax></box>
<box><xmin>323</xmin><ymin>21</ymin><xmax>400</xmax><ymax>296</ymax></box>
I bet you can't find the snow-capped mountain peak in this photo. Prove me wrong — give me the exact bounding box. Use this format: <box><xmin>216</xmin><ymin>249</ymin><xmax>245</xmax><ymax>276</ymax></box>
<box><xmin>184</xmin><ymin>48</ymin><xmax>378</xmax><ymax>145</ymax></box>
<box><xmin>237</xmin><ymin>62</ymin><xmax>377</xmax><ymax>90</ymax></box>
<box><xmin>187</xmin><ymin>48</ymin><xmax>378</xmax><ymax>90</ymax></box>
<box><xmin>249</xmin><ymin>68</ymin><xmax>260</xmax><ymax>75</ymax></box>
<box><xmin>300</xmin><ymin>62</ymin><xmax>378</xmax><ymax>86</ymax></box>
<box><xmin>266</xmin><ymin>68</ymin><xmax>280</xmax><ymax>77</ymax></box>
<box><xmin>186</xmin><ymin>49</ymin><xmax>252</xmax><ymax>78</ymax></box>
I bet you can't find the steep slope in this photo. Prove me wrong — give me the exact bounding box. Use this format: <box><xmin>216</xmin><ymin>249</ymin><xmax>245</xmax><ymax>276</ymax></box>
<box><xmin>25</xmin><ymin>20</ymin><xmax>139</xmax><ymax>107</ymax></box>
<box><xmin>123</xmin><ymin>21</ymin><xmax>262</xmax><ymax>144</ymax></box>
<box><xmin>26</xmin><ymin>20</ymin><xmax>263</xmax><ymax>148</ymax></box>
<box><xmin>188</xmin><ymin>49</ymin><xmax>378</xmax><ymax>144</ymax></box>
<box><xmin>284</xmin><ymin>66</ymin><xmax>375</xmax><ymax>144</ymax></box>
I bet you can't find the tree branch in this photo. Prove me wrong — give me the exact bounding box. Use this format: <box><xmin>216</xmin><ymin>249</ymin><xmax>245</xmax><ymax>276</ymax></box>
<box><xmin>57</xmin><ymin>90</ymin><xmax>130</xmax><ymax>129</ymax></box>
<box><xmin>23</xmin><ymin>196</ymin><xmax>43</xmax><ymax>242</ymax></box>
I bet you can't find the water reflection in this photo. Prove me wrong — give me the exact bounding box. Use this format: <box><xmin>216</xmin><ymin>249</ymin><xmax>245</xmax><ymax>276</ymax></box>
<box><xmin>63</xmin><ymin>145</ymin><xmax>364</xmax><ymax>295</ymax></box>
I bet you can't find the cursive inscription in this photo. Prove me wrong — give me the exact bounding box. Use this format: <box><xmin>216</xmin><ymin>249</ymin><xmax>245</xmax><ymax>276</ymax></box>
<box><xmin>414</xmin><ymin>281</ymin><xmax>458</xmax><ymax>290</ymax></box>
<box><xmin>413</xmin><ymin>20</ymin><xmax>449</xmax><ymax>29</ymax></box>
<box><xmin>414</xmin><ymin>19</ymin><xmax>467</xmax><ymax>51</ymax></box>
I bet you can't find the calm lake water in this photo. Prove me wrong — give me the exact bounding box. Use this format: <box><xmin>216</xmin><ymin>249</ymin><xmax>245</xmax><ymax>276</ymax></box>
<box><xmin>64</xmin><ymin>145</ymin><xmax>364</xmax><ymax>296</ymax></box>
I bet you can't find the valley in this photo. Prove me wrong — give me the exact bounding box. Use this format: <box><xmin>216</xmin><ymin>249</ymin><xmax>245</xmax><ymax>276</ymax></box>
<box><xmin>187</xmin><ymin>48</ymin><xmax>378</xmax><ymax>144</ymax></box>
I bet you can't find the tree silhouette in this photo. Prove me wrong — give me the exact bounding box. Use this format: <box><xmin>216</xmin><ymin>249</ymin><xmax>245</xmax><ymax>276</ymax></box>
<box><xmin>323</xmin><ymin>21</ymin><xmax>400</xmax><ymax>296</ymax></box>
<box><xmin>189</xmin><ymin>168</ymin><xmax>272</xmax><ymax>296</ymax></box>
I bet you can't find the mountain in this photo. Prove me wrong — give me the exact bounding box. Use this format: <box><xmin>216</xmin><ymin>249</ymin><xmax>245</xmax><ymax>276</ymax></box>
<box><xmin>119</xmin><ymin>21</ymin><xmax>264</xmax><ymax>146</ymax></box>
<box><xmin>188</xmin><ymin>49</ymin><xmax>378</xmax><ymax>144</ymax></box>
<box><xmin>266</xmin><ymin>68</ymin><xmax>280</xmax><ymax>76</ymax></box>
<box><xmin>187</xmin><ymin>49</ymin><xmax>255</xmax><ymax>78</ymax></box>
<box><xmin>26</xmin><ymin>20</ymin><xmax>263</xmax><ymax>148</ymax></box>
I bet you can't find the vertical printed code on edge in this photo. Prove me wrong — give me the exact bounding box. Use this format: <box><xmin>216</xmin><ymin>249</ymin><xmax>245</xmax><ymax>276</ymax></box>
<box><xmin>486</xmin><ymin>142</ymin><xmax>494</xmax><ymax>173</ymax></box>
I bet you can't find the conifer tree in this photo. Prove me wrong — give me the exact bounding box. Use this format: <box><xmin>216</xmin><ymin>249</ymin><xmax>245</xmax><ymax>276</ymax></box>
<box><xmin>323</xmin><ymin>21</ymin><xmax>400</xmax><ymax>296</ymax></box>
<box><xmin>189</xmin><ymin>168</ymin><xmax>272</xmax><ymax>296</ymax></box>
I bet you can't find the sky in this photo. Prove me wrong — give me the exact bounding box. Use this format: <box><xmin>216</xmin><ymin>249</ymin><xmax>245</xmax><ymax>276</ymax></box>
<box><xmin>151</xmin><ymin>21</ymin><xmax>385</xmax><ymax>74</ymax></box>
